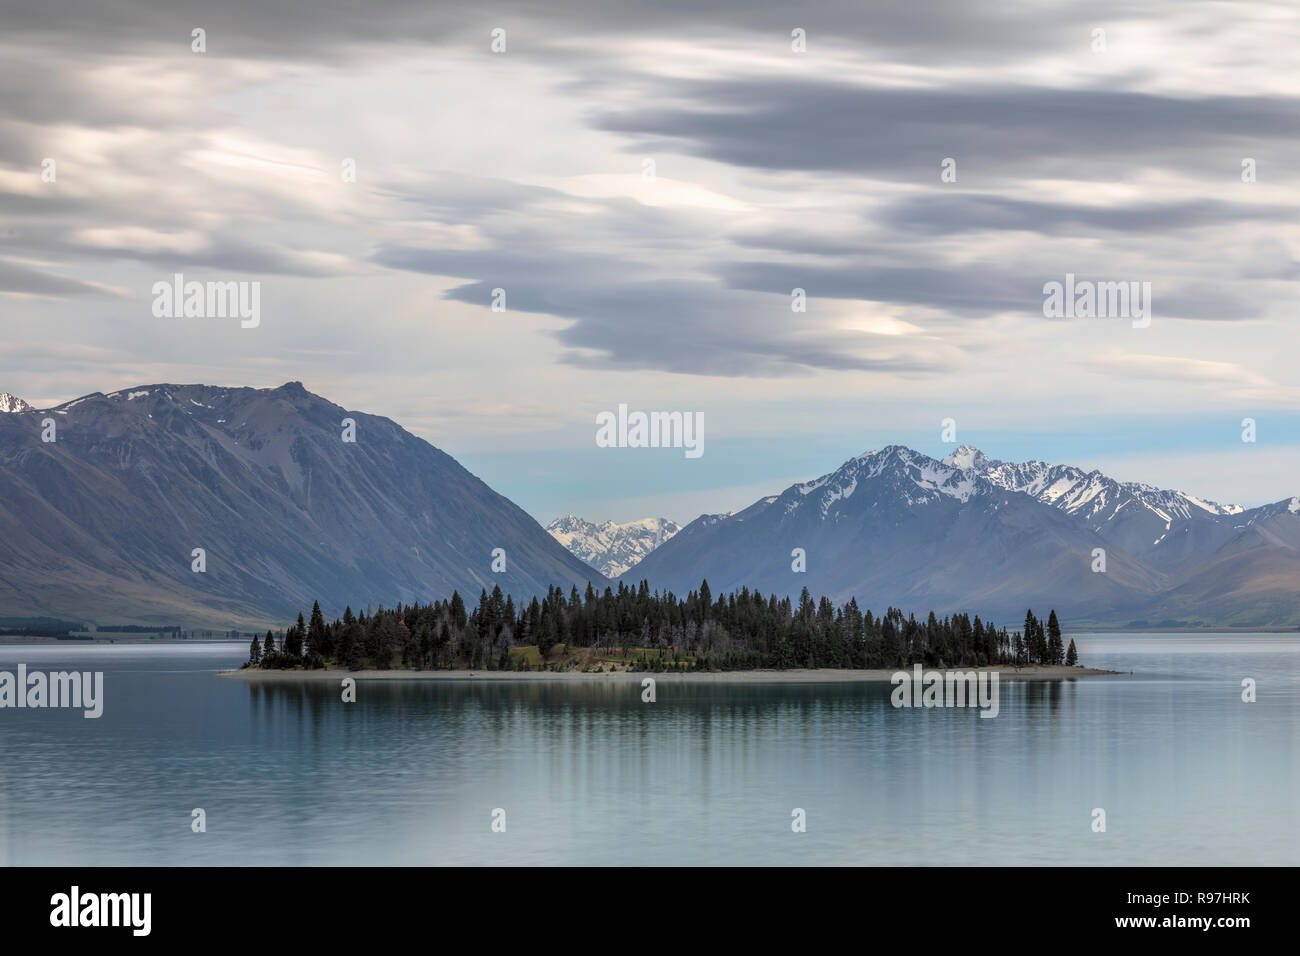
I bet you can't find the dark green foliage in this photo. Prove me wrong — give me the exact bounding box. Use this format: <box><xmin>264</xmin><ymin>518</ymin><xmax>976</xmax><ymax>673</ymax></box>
<box><xmin>1046</xmin><ymin>609</ymin><xmax>1064</xmax><ymax>665</ymax></box>
<box><xmin>246</xmin><ymin>582</ymin><xmax>1072</xmax><ymax>672</ymax></box>
<box><xmin>283</xmin><ymin>612</ymin><xmax>305</xmax><ymax>658</ymax></box>
<box><xmin>307</xmin><ymin>600</ymin><xmax>329</xmax><ymax>660</ymax></box>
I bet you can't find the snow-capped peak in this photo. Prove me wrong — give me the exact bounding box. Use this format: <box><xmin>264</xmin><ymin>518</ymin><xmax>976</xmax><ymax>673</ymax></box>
<box><xmin>756</xmin><ymin>443</ymin><xmax>1273</xmax><ymax>546</ymax></box>
<box><xmin>547</xmin><ymin>515</ymin><xmax>681</xmax><ymax>578</ymax></box>
<box><xmin>0</xmin><ymin>392</ymin><xmax>34</xmax><ymax>413</ymax></box>
<box><xmin>941</xmin><ymin>444</ymin><xmax>988</xmax><ymax>470</ymax></box>
<box><xmin>944</xmin><ymin>446</ymin><xmax>1246</xmax><ymax>523</ymax></box>
<box><xmin>792</xmin><ymin>444</ymin><xmax>980</xmax><ymax>518</ymax></box>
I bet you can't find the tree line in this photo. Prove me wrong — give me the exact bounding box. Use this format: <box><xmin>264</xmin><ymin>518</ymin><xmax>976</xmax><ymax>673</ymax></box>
<box><xmin>245</xmin><ymin>580</ymin><xmax>1078</xmax><ymax>672</ymax></box>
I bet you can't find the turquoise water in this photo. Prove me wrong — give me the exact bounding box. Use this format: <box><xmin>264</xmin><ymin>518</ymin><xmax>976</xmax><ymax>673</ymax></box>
<box><xmin>0</xmin><ymin>634</ymin><xmax>1296</xmax><ymax>865</ymax></box>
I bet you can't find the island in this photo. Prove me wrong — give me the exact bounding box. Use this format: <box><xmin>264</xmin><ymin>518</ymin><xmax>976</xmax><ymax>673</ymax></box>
<box><xmin>220</xmin><ymin>581</ymin><xmax>1119</xmax><ymax>681</ymax></box>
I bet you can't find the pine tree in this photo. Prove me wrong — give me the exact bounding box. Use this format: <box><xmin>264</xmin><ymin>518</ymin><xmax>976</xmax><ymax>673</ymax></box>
<box><xmin>345</xmin><ymin>628</ymin><xmax>364</xmax><ymax>670</ymax></box>
<box><xmin>282</xmin><ymin>612</ymin><xmax>305</xmax><ymax>658</ymax></box>
<box><xmin>248</xmin><ymin>633</ymin><xmax>261</xmax><ymax>665</ymax></box>
<box><xmin>449</xmin><ymin>591</ymin><xmax>467</xmax><ymax>630</ymax></box>
<box><xmin>1065</xmin><ymin>638</ymin><xmax>1078</xmax><ymax>667</ymax></box>
<box><xmin>1047</xmin><ymin>610</ymin><xmax>1063</xmax><ymax>665</ymax></box>
<box><xmin>262</xmin><ymin>630</ymin><xmax>274</xmax><ymax>661</ymax></box>
<box><xmin>307</xmin><ymin>600</ymin><xmax>327</xmax><ymax>659</ymax></box>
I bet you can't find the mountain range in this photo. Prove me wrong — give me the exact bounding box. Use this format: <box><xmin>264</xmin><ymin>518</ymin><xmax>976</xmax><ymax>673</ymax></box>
<box><xmin>545</xmin><ymin>515</ymin><xmax>681</xmax><ymax>577</ymax></box>
<box><xmin>2</xmin><ymin>382</ymin><xmax>1296</xmax><ymax>629</ymax></box>
<box><xmin>0</xmin><ymin>383</ymin><xmax>601</xmax><ymax>628</ymax></box>
<box><xmin>623</xmin><ymin>444</ymin><xmax>1300</xmax><ymax>627</ymax></box>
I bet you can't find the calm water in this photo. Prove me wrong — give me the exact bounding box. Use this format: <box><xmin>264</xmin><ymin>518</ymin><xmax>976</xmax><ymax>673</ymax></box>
<box><xmin>0</xmin><ymin>634</ymin><xmax>1296</xmax><ymax>865</ymax></box>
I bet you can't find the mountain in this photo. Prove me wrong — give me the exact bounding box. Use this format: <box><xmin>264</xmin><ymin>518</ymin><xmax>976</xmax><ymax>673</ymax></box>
<box><xmin>624</xmin><ymin>444</ymin><xmax>1300</xmax><ymax>627</ymax></box>
<box><xmin>943</xmin><ymin>445</ymin><xmax>1245</xmax><ymax>574</ymax></box>
<box><xmin>546</xmin><ymin>515</ymin><xmax>681</xmax><ymax>577</ymax></box>
<box><xmin>0</xmin><ymin>382</ymin><xmax>603</xmax><ymax>628</ymax></box>
<box><xmin>0</xmin><ymin>392</ymin><xmax>33</xmax><ymax>413</ymax></box>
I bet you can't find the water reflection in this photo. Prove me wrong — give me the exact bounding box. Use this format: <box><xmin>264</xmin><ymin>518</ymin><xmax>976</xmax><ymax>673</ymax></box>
<box><xmin>0</xmin><ymin>639</ymin><xmax>1296</xmax><ymax>865</ymax></box>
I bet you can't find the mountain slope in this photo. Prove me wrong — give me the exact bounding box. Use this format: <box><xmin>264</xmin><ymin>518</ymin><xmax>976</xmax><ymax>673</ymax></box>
<box><xmin>624</xmin><ymin>445</ymin><xmax>1300</xmax><ymax>626</ymax></box>
<box><xmin>0</xmin><ymin>382</ymin><xmax>602</xmax><ymax>627</ymax></box>
<box><xmin>546</xmin><ymin>515</ymin><xmax>680</xmax><ymax>577</ymax></box>
<box><xmin>943</xmin><ymin>445</ymin><xmax>1245</xmax><ymax>572</ymax></box>
<box><xmin>1140</xmin><ymin>497</ymin><xmax>1300</xmax><ymax>625</ymax></box>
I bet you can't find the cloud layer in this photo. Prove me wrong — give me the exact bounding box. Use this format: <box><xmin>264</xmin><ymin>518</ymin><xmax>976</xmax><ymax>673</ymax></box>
<box><xmin>1</xmin><ymin>1</ymin><xmax>1297</xmax><ymax>517</ymax></box>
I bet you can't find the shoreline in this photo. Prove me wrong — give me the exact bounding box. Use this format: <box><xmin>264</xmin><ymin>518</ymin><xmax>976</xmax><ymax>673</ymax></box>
<box><xmin>0</xmin><ymin>636</ymin><xmax>243</xmax><ymax>645</ymax></box>
<box><xmin>219</xmin><ymin>664</ymin><xmax>1123</xmax><ymax>683</ymax></box>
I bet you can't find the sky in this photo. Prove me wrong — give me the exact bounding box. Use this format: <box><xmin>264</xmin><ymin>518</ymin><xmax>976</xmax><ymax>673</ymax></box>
<box><xmin>1</xmin><ymin>1</ymin><xmax>1298</xmax><ymax>523</ymax></box>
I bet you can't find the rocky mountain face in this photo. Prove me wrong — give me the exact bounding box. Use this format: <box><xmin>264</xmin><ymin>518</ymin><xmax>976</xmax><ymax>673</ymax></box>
<box><xmin>546</xmin><ymin>515</ymin><xmax>681</xmax><ymax>577</ymax></box>
<box><xmin>5</xmin><ymin>387</ymin><xmax>1294</xmax><ymax>630</ymax></box>
<box><xmin>946</xmin><ymin>445</ymin><xmax>1246</xmax><ymax>574</ymax></box>
<box><xmin>623</xmin><ymin>444</ymin><xmax>1300</xmax><ymax>627</ymax></box>
<box><xmin>0</xmin><ymin>392</ymin><xmax>34</xmax><ymax>413</ymax></box>
<box><xmin>0</xmin><ymin>382</ymin><xmax>603</xmax><ymax>628</ymax></box>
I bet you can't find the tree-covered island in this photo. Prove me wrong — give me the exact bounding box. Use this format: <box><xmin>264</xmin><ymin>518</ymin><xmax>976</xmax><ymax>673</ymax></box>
<box><xmin>244</xmin><ymin>580</ymin><xmax>1079</xmax><ymax>673</ymax></box>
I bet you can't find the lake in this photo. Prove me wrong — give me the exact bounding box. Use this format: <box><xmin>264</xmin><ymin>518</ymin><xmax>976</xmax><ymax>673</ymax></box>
<box><xmin>0</xmin><ymin>634</ymin><xmax>1295</xmax><ymax>865</ymax></box>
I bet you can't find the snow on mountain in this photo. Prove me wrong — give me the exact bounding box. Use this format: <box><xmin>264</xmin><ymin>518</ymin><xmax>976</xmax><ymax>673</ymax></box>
<box><xmin>0</xmin><ymin>392</ymin><xmax>34</xmax><ymax>413</ymax></box>
<box><xmin>935</xmin><ymin>444</ymin><xmax>1253</xmax><ymax>563</ymax></box>
<box><xmin>792</xmin><ymin>444</ymin><xmax>981</xmax><ymax>518</ymax></box>
<box><xmin>626</xmin><ymin>441</ymin><xmax>1300</xmax><ymax>625</ymax></box>
<box><xmin>941</xmin><ymin>444</ymin><xmax>1242</xmax><ymax>521</ymax></box>
<box><xmin>547</xmin><ymin>514</ymin><xmax>681</xmax><ymax>577</ymax></box>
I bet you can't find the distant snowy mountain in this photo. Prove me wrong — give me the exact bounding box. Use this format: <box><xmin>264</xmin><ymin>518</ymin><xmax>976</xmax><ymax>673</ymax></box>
<box><xmin>547</xmin><ymin>515</ymin><xmax>681</xmax><ymax>577</ymax></box>
<box><xmin>0</xmin><ymin>392</ymin><xmax>33</xmax><ymax>413</ymax></box>
<box><xmin>939</xmin><ymin>445</ymin><xmax>1246</xmax><ymax>571</ymax></box>
<box><xmin>626</xmin><ymin>444</ymin><xmax>1300</xmax><ymax>627</ymax></box>
<box><xmin>944</xmin><ymin>444</ymin><xmax>1242</xmax><ymax>520</ymax></box>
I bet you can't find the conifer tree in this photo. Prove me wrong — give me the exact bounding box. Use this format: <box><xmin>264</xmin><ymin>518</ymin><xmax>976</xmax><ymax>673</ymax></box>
<box><xmin>449</xmin><ymin>591</ymin><xmax>467</xmax><ymax>630</ymax></box>
<box><xmin>1047</xmin><ymin>610</ymin><xmax>1064</xmax><ymax>665</ymax></box>
<box><xmin>307</xmin><ymin>600</ymin><xmax>327</xmax><ymax>659</ymax></box>
<box><xmin>282</xmin><ymin>612</ymin><xmax>305</xmax><ymax>658</ymax></box>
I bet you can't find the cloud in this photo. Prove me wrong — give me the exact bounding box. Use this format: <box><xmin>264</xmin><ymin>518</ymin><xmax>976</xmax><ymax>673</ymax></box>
<box><xmin>0</xmin><ymin>257</ymin><xmax>116</xmax><ymax>297</ymax></box>
<box><xmin>0</xmin><ymin>0</ymin><xmax>1298</xmax><ymax>517</ymax></box>
<box><xmin>0</xmin><ymin>1</ymin><xmax>1144</xmax><ymax>61</ymax></box>
<box><xmin>376</xmin><ymin>239</ymin><xmax>950</xmax><ymax>376</ymax></box>
<box><xmin>593</xmin><ymin>82</ymin><xmax>1299</xmax><ymax>180</ymax></box>
<box><xmin>876</xmin><ymin>195</ymin><xmax>1296</xmax><ymax>236</ymax></box>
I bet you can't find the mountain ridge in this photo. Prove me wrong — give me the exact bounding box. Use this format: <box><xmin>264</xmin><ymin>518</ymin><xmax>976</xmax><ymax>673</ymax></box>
<box><xmin>0</xmin><ymin>381</ymin><xmax>603</xmax><ymax>628</ymax></box>
<box><xmin>4</xmin><ymin>385</ymin><xmax>1295</xmax><ymax>629</ymax></box>
<box><xmin>623</xmin><ymin>443</ymin><xmax>1300</xmax><ymax>627</ymax></box>
<box><xmin>546</xmin><ymin>514</ymin><xmax>681</xmax><ymax>577</ymax></box>
<box><xmin>0</xmin><ymin>392</ymin><xmax>34</xmax><ymax>413</ymax></box>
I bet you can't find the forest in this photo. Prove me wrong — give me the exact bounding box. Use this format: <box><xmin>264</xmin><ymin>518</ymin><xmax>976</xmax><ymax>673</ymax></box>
<box><xmin>246</xmin><ymin>580</ymin><xmax>1078</xmax><ymax>672</ymax></box>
